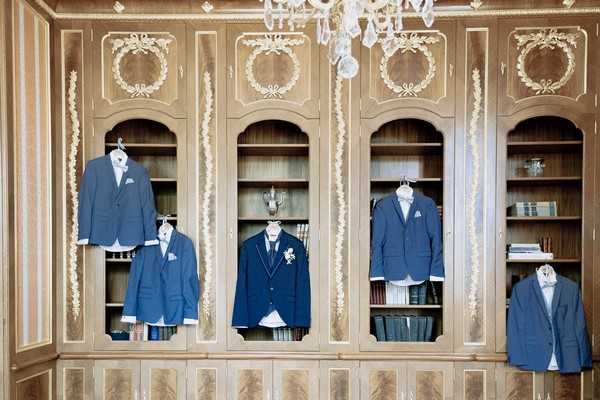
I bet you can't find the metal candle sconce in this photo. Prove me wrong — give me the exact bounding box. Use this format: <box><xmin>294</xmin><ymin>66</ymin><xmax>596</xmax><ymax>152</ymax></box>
<box><xmin>263</xmin><ymin>186</ymin><xmax>286</xmax><ymax>216</ymax></box>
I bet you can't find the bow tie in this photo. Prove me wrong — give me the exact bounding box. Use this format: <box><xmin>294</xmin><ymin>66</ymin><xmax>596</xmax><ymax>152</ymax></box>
<box><xmin>112</xmin><ymin>161</ymin><xmax>128</xmax><ymax>172</ymax></box>
<box><xmin>397</xmin><ymin>194</ymin><xmax>414</xmax><ymax>204</ymax></box>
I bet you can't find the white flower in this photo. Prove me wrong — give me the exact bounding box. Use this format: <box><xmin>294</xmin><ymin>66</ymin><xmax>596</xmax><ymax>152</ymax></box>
<box><xmin>283</xmin><ymin>248</ymin><xmax>295</xmax><ymax>264</ymax></box>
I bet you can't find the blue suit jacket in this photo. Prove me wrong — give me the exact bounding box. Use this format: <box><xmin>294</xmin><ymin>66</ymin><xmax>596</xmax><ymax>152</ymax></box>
<box><xmin>232</xmin><ymin>230</ymin><xmax>310</xmax><ymax>328</ymax></box>
<box><xmin>370</xmin><ymin>193</ymin><xmax>444</xmax><ymax>281</ymax></box>
<box><xmin>507</xmin><ymin>275</ymin><xmax>592</xmax><ymax>373</ymax></box>
<box><xmin>78</xmin><ymin>155</ymin><xmax>157</xmax><ymax>247</ymax></box>
<box><xmin>122</xmin><ymin>230</ymin><xmax>200</xmax><ymax>325</ymax></box>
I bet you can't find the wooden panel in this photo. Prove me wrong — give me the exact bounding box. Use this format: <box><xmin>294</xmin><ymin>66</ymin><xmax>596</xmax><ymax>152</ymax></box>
<box><xmin>594</xmin><ymin>364</ymin><xmax>600</xmax><ymax>400</ymax></box>
<box><xmin>141</xmin><ymin>361</ymin><xmax>186</xmax><ymax>400</ymax></box>
<box><xmin>60</xmin><ymin>28</ymin><xmax>85</xmax><ymax>345</ymax></box>
<box><xmin>496</xmin><ymin>365</ymin><xmax>541</xmax><ymax>400</ymax></box>
<box><xmin>58</xmin><ymin>360</ymin><xmax>93</xmax><ymax>400</ymax></box>
<box><xmin>320</xmin><ymin>361</ymin><xmax>359</xmax><ymax>400</ymax></box>
<box><xmin>16</xmin><ymin>369</ymin><xmax>52</xmax><ymax>400</ymax></box>
<box><xmin>547</xmin><ymin>372</ymin><xmax>581</xmax><ymax>400</ymax></box>
<box><xmin>274</xmin><ymin>361</ymin><xmax>318</xmax><ymax>400</ymax></box>
<box><xmin>360</xmin><ymin>20</ymin><xmax>456</xmax><ymax>118</ymax></box>
<box><xmin>64</xmin><ymin>369</ymin><xmax>84</xmax><ymax>399</ymax></box>
<box><xmin>11</xmin><ymin>0</ymin><xmax>53</xmax><ymax>353</ymax></box>
<box><xmin>187</xmin><ymin>360</ymin><xmax>226</xmax><ymax>400</ymax></box>
<box><xmin>360</xmin><ymin>362</ymin><xmax>403</xmax><ymax>400</ymax></box>
<box><xmin>92</xmin><ymin>22</ymin><xmax>187</xmax><ymax>118</ymax></box>
<box><xmin>94</xmin><ymin>360</ymin><xmax>140</xmax><ymax>400</ymax></box>
<box><xmin>455</xmin><ymin>363</ymin><xmax>495</xmax><ymax>400</ymax></box>
<box><xmin>227</xmin><ymin>24</ymin><xmax>319</xmax><ymax>118</ymax></box>
<box><xmin>227</xmin><ymin>361</ymin><xmax>272</xmax><ymax>400</ymax></box>
<box><xmin>406</xmin><ymin>362</ymin><xmax>453</xmax><ymax>400</ymax></box>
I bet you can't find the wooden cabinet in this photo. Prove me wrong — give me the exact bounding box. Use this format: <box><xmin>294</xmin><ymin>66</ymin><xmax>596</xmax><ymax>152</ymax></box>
<box><xmin>140</xmin><ymin>360</ymin><xmax>187</xmax><ymax>400</ymax></box>
<box><xmin>227</xmin><ymin>360</ymin><xmax>273</xmax><ymax>400</ymax></box>
<box><xmin>360</xmin><ymin>20</ymin><xmax>456</xmax><ymax>118</ymax></box>
<box><xmin>454</xmin><ymin>363</ymin><xmax>496</xmax><ymax>400</ymax></box>
<box><xmin>92</xmin><ymin>22</ymin><xmax>188</xmax><ymax>118</ymax></box>
<box><xmin>319</xmin><ymin>361</ymin><xmax>359</xmax><ymax>400</ymax></box>
<box><xmin>496</xmin><ymin>365</ymin><xmax>588</xmax><ymax>400</ymax></box>
<box><xmin>94</xmin><ymin>360</ymin><xmax>141</xmax><ymax>400</ymax></box>
<box><xmin>361</xmin><ymin>361</ymin><xmax>453</xmax><ymax>400</ymax></box>
<box><xmin>58</xmin><ymin>360</ymin><xmax>94</xmax><ymax>400</ymax></box>
<box><xmin>187</xmin><ymin>360</ymin><xmax>226</xmax><ymax>400</ymax></box>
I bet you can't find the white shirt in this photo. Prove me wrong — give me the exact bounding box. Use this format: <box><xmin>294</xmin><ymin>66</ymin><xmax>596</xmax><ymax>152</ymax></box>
<box><xmin>371</xmin><ymin>192</ymin><xmax>444</xmax><ymax>286</ymax></box>
<box><xmin>77</xmin><ymin>151</ymin><xmax>158</xmax><ymax>250</ymax></box>
<box><xmin>537</xmin><ymin>268</ymin><xmax>559</xmax><ymax>371</ymax></box>
<box><xmin>121</xmin><ymin>225</ymin><xmax>198</xmax><ymax>327</ymax></box>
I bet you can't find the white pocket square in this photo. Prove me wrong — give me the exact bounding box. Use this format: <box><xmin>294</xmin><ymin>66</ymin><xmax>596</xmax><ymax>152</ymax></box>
<box><xmin>125</xmin><ymin>178</ymin><xmax>135</xmax><ymax>184</ymax></box>
<box><xmin>168</xmin><ymin>253</ymin><xmax>177</xmax><ymax>261</ymax></box>
<box><xmin>414</xmin><ymin>210</ymin><xmax>422</xmax><ymax>218</ymax></box>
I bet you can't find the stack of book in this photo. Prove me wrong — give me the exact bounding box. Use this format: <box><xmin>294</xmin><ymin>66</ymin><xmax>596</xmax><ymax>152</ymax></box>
<box><xmin>296</xmin><ymin>224</ymin><xmax>310</xmax><ymax>255</ymax></box>
<box><xmin>272</xmin><ymin>327</ymin><xmax>309</xmax><ymax>341</ymax></box>
<box><xmin>386</xmin><ymin>283</ymin><xmax>410</xmax><ymax>304</ymax></box>
<box><xmin>127</xmin><ymin>322</ymin><xmax>177</xmax><ymax>341</ymax></box>
<box><xmin>508</xmin><ymin>201</ymin><xmax>557</xmax><ymax>217</ymax></box>
<box><xmin>370</xmin><ymin>281</ymin><xmax>386</xmax><ymax>304</ymax></box>
<box><xmin>372</xmin><ymin>315</ymin><xmax>434</xmax><ymax>342</ymax></box>
<box><xmin>507</xmin><ymin>243</ymin><xmax>553</xmax><ymax>260</ymax></box>
<box><xmin>371</xmin><ymin>281</ymin><xmax>436</xmax><ymax>305</ymax></box>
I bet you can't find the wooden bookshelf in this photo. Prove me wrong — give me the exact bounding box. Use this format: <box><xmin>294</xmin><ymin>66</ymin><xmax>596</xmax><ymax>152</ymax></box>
<box><xmin>369</xmin><ymin>119</ymin><xmax>445</xmax><ymax>343</ymax></box>
<box><xmin>236</xmin><ymin>120</ymin><xmax>310</xmax><ymax>342</ymax></box>
<box><xmin>504</xmin><ymin>117</ymin><xmax>584</xmax><ymax>301</ymax></box>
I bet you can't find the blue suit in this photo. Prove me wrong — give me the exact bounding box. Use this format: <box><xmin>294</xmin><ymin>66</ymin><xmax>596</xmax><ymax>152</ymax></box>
<box><xmin>78</xmin><ymin>155</ymin><xmax>157</xmax><ymax>247</ymax></box>
<box><xmin>507</xmin><ymin>275</ymin><xmax>592</xmax><ymax>373</ymax></box>
<box><xmin>122</xmin><ymin>230</ymin><xmax>200</xmax><ymax>325</ymax></box>
<box><xmin>232</xmin><ymin>230</ymin><xmax>310</xmax><ymax>328</ymax></box>
<box><xmin>370</xmin><ymin>193</ymin><xmax>444</xmax><ymax>281</ymax></box>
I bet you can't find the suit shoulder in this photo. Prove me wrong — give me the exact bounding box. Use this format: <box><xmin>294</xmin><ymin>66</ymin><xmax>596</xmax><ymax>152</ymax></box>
<box><xmin>86</xmin><ymin>156</ymin><xmax>106</xmax><ymax>168</ymax></box>
<box><xmin>374</xmin><ymin>194</ymin><xmax>395</xmax><ymax>209</ymax></box>
<box><xmin>559</xmin><ymin>276</ymin><xmax>579</xmax><ymax>291</ymax></box>
<box><xmin>242</xmin><ymin>231</ymin><xmax>263</xmax><ymax>247</ymax></box>
<box><xmin>286</xmin><ymin>233</ymin><xmax>304</xmax><ymax>247</ymax></box>
<box><xmin>416</xmin><ymin>193</ymin><xmax>437</xmax><ymax>208</ymax></box>
<box><xmin>128</xmin><ymin>159</ymin><xmax>150</xmax><ymax>175</ymax></box>
<box><xmin>512</xmin><ymin>275</ymin><xmax>534</xmax><ymax>293</ymax></box>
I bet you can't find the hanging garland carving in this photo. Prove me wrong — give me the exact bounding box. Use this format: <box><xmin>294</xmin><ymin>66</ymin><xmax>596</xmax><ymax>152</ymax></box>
<box><xmin>67</xmin><ymin>70</ymin><xmax>81</xmax><ymax>319</ymax></box>
<box><xmin>110</xmin><ymin>33</ymin><xmax>172</xmax><ymax>98</ymax></box>
<box><xmin>514</xmin><ymin>28</ymin><xmax>579</xmax><ymax>95</ymax></box>
<box><xmin>379</xmin><ymin>33</ymin><xmax>441</xmax><ymax>97</ymax></box>
<box><xmin>242</xmin><ymin>34</ymin><xmax>304</xmax><ymax>99</ymax></box>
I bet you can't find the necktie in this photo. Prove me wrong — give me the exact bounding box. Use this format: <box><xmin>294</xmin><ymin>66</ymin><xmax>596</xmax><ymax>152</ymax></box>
<box><xmin>268</xmin><ymin>241</ymin><xmax>277</xmax><ymax>268</ymax></box>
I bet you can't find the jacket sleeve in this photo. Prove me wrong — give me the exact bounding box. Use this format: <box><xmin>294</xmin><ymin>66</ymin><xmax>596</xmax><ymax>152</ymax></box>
<box><xmin>122</xmin><ymin>249</ymin><xmax>144</xmax><ymax>322</ymax></box>
<box><xmin>232</xmin><ymin>244</ymin><xmax>249</xmax><ymax>328</ymax></box>
<box><xmin>140</xmin><ymin>169</ymin><xmax>158</xmax><ymax>244</ymax></box>
<box><xmin>574</xmin><ymin>289</ymin><xmax>592</xmax><ymax>368</ymax></box>
<box><xmin>77</xmin><ymin>161</ymin><xmax>96</xmax><ymax>243</ymax></box>
<box><xmin>294</xmin><ymin>243</ymin><xmax>311</xmax><ymax>328</ymax></box>
<box><xmin>182</xmin><ymin>241</ymin><xmax>200</xmax><ymax>324</ymax></box>
<box><xmin>507</xmin><ymin>285</ymin><xmax>528</xmax><ymax>367</ymax></box>
<box><xmin>370</xmin><ymin>202</ymin><xmax>386</xmax><ymax>279</ymax></box>
<box><xmin>425</xmin><ymin>200</ymin><xmax>444</xmax><ymax>278</ymax></box>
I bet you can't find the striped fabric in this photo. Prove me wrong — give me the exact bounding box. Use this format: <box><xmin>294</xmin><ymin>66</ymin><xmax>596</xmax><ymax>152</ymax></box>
<box><xmin>12</xmin><ymin>0</ymin><xmax>52</xmax><ymax>350</ymax></box>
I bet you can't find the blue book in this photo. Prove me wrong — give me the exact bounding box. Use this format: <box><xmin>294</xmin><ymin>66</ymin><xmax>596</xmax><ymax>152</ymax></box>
<box><xmin>148</xmin><ymin>325</ymin><xmax>159</xmax><ymax>341</ymax></box>
<box><xmin>373</xmin><ymin>315</ymin><xmax>386</xmax><ymax>342</ymax></box>
<box><xmin>384</xmin><ymin>316</ymin><xmax>396</xmax><ymax>341</ymax></box>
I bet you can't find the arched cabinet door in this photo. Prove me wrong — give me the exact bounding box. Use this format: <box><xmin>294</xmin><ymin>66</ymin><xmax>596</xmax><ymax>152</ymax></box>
<box><xmin>226</xmin><ymin>24</ymin><xmax>319</xmax><ymax>119</ymax></box>
<box><xmin>92</xmin><ymin>22</ymin><xmax>187</xmax><ymax>118</ymax></box>
<box><xmin>360</xmin><ymin>20</ymin><xmax>456</xmax><ymax>118</ymax></box>
<box><xmin>497</xmin><ymin>18</ymin><xmax>596</xmax><ymax>116</ymax></box>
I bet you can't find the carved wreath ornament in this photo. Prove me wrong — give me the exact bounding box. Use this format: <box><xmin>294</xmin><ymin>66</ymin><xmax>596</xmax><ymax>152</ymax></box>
<box><xmin>110</xmin><ymin>33</ymin><xmax>172</xmax><ymax>98</ymax></box>
<box><xmin>514</xmin><ymin>29</ymin><xmax>579</xmax><ymax>95</ymax></box>
<box><xmin>242</xmin><ymin>34</ymin><xmax>304</xmax><ymax>99</ymax></box>
<box><xmin>380</xmin><ymin>33</ymin><xmax>441</xmax><ymax>97</ymax></box>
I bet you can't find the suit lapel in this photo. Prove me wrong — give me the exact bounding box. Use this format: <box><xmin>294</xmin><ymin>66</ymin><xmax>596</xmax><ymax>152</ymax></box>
<box><xmin>160</xmin><ymin>230</ymin><xmax>176</xmax><ymax>272</ymax></box>
<box><xmin>392</xmin><ymin>195</ymin><xmax>407</xmax><ymax>225</ymax></box>
<box><xmin>255</xmin><ymin>235</ymin><xmax>271</xmax><ymax>277</ymax></box>
<box><xmin>405</xmin><ymin>195</ymin><xmax>418</xmax><ymax>224</ymax></box>
<box><xmin>270</xmin><ymin>233</ymin><xmax>289</xmax><ymax>278</ymax></box>
<box><xmin>551</xmin><ymin>277</ymin><xmax>562</xmax><ymax>318</ymax></box>
<box><xmin>532</xmin><ymin>277</ymin><xmax>550</xmax><ymax>321</ymax></box>
<box><xmin>104</xmin><ymin>155</ymin><xmax>119</xmax><ymax>193</ymax></box>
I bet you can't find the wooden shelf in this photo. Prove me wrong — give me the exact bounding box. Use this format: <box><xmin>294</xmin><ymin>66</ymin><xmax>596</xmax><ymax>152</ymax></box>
<box><xmin>151</xmin><ymin>178</ymin><xmax>177</xmax><ymax>183</ymax></box>
<box><xmin>106</xmin><ymin>142</ymin><xmax>177</xmax><ymax>155</ymax></box>
<box><xmin>370</xmin><ymin>304</ymin><xmax>442</xmax><ymax>309</ymax></box>
<box><xmin>371</xmin><ymin>177</ymin><xmax>442</xmax><ymax>184</ymax></box>
<box><xmin>106</xmin><ymin>258</ymin><xmax>132</xmax><ymax>263</ymax></box>
<box><xmin>106</xmin><ymin>303</ymin><xmax>124</xmax><ymax>308</ymax></box>
<box><xmin>238</xmin><ymin>178</ymin><xmax>309</xmax><ymax>188</ymax></box>
<box><xmin>507</xmin><ymin>140</ymin><xmax>582</xmax><ymax>153</ymax></box>
<box><xmin>507</xmin><ymin>176</ymin><xmax>582</xmax><ymax>184</ymax></box>
<box><xmin>238</xmin><ymin>216</ymin><xmax>309</xmax><ymax>222</ymax></box>
<box><xmin>238</xmin><ymin>144</ymin><xmax>309</xmax><ymax>156</ymax></box>
<box><xmin>371</xmin><ymin>143</ymin><xmax>443</xmax><ymax>156</ymax></box>
<box><xmin>506</xmin><ymin>216</ymin><xmax>581</xmax><ymax>221</ymax></box>
<box><xmin>506</xmin><ymin>258</ymin><xmax>581</xmax><ymax>264</ymax></box>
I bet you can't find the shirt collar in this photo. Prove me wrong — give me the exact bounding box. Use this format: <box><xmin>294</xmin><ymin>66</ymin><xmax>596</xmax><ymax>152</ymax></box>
<box><xmin>109</xmin><ymin>150</ymin><xmax>128</xmax><ymax>167</ymax></box>
<box><xmin>158</xmin><ymin>224</ymin><xmax>173</xmax><ymax>244</ymax></box>
<box><xmin>537</xmin><ymin>267</ymin><xmax>557</xmax><ymax>289</ymax></box>
<box><xmin>264</xmin><ymin>231</ymin><xmax>281</xmax><ymax>251</ymax></box>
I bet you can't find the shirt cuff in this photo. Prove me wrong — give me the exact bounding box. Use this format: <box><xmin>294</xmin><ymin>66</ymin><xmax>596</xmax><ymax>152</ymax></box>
<box><xmin>370</xmin><ymin>276</ymin><xmax>385</xmax><ymax>281</ymax></box>
<box><xmin>233</xmin><ymin>326</ymin><xmax>248</xmax><ymax>329</ymax></box>
<box><xmin>144</xmin><ymin>239</ymin><xmax>159</xmax><ymax>246</ymax></box>
<box><xmin>183</xmin><ymin>318</ymin><xmax>198</xmax><ymax>325</ymax></box>
<box><xmin>121</xmin><ymin>315</ymin><xmax>137</xmax><ymax>323</ymax></box>
<box><xmin>429</xmin><ymin>275</ymin><xmax>444</xmax><ymax>282</ymax></box>
<box><xmin>77</xmin><ymin>238</ymin><xmax>89</xmax><ymax>245</ymax></box>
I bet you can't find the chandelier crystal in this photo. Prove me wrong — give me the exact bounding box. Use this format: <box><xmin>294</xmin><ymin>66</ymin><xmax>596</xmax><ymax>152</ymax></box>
<box><xmin>260</xmin><ymin>0</ymin><xmax>435</xmax><ymax>79</ymax></box>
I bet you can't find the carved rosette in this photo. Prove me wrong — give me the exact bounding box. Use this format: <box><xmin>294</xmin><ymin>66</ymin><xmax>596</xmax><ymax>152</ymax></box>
<box><xmin>242</xmin><ymin>34</ymin><xmax>304</xmax><ymax>99</ymax></box>
<box><xmin>110</xmin><ymin>33</ymin><xmax>172</xmax><ymax>98</ymax></box>
<box><xmin>514</xmin><ymin>29</ymin><xmax>579</xmax><ymax>95</ymax></box>
<box><xmin>379</xmin><ymin>33</ymin><xmax>441</xmax><ymax>97</ymax></box>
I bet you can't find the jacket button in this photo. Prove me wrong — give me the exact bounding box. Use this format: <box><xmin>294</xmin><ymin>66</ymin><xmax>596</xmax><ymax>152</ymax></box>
<box><xmin>270</xmin><ymin>287</ymin><xmax>274</xmax><ymax>291</ymax></box>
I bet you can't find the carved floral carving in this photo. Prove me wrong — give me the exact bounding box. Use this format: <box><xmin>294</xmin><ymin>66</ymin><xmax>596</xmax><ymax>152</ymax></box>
<box><xmin>514</xmin><ymin>28</ymin><xmax>579</xmax><ymax>95</ymax></box>
<box><xmin>379</xmin><ymin>33</ymin><xmax>441</xmax><ymax>97</ymax></box>
<box><xmin>110</xmin><ymin>33</ymin><xmax>172</xmax><ymax>98</ymax></box>
<box><xmin>242</xmin><ymin>34</ymin><xmax>304</xmax><ymax>99</ymax></box>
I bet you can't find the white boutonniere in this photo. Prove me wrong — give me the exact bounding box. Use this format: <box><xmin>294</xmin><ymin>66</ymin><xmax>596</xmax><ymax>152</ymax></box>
<box><xmin>283</xmin><ymin>248</ymin><xmax>295</xmax><ymax>265</ymax></box>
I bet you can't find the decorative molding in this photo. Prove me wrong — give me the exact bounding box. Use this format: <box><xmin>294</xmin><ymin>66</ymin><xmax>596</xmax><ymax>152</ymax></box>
<box><xmin>242</xmin><ymin>34</ymin><xmax>304</xmax><ymax>99</ymax></box>
<box><xmin>466</xmin><ymin>68</ymin><xmax>482</xmax><ymax>322</ymax></box>
<box><xmin>563</xmin><ymin>0</ymin><xmax>575</xmax><ymax>8</ymax></box>
<box><xmin>67</xmin><ymin>70</ymin><xmax>81</xmax><ymax>320</ymax></box>
<box><xmin>332</xmin><ymin>72</ymin><xmax>347</xmax><ymax>320</ymax></box>
<box><xmin>379</xmin><ymin>33</ymin><xmax>441</xmax><ymax>97</ymax></box>
<box><xmin>470</xmin><ymin>1</ymin><xmax>483</xmax><ymax>10</ymax></box>
<box><xmin>200</xmin><ymin>71</ymin><xmax>214</xmax><ymax>319</ymax></box>
<box><xmin>514</xmin><ymin>28</ymin><xmax>578</xmax><ymax>95</ymax></box>
<box><xmin>110</xmin><ymin>33</ymin><xmax>172</xmax><ymax>97</ymax></box>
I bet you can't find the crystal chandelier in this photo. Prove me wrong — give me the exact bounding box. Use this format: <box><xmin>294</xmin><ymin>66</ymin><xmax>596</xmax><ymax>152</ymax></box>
<box><xmin>260</xmin><ymin>0</ymin><xmax>435</xmax><ymax>79</ymax></box>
